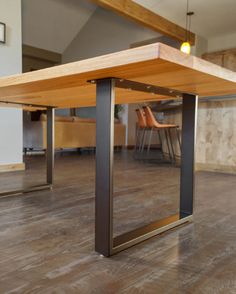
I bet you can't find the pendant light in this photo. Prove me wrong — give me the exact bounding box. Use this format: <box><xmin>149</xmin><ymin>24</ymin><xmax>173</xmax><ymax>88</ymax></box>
<box><xmin>180</xmin><ymin>0</ymin><xmax>194</xmax><ymax>54</ymax></box>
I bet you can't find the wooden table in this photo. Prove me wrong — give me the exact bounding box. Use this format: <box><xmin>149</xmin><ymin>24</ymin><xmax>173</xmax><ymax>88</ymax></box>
<box><xmin>0</xmin><ymin>43</ymin><xmax>236</xmax><ymax>256</ymax></box>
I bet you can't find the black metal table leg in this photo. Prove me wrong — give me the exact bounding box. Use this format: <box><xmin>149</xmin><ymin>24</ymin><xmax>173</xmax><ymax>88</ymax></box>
<box><xmin>95</xmin><ymin>78</ymin><xmax>115</xmax><ymax>257</ymax></box>
<box><xmin>180</xmin><ymin>94</ymin><xmax>198</xmax><ymax>218</ymax></box>
<box><xmin>0</xmin><ymin>107</ymin><xmax>54</xmax><ymax>198</ymax></box>
<box><xmin>92</xmin><ymin>77</ymin><xmax>196</xmax><ymax>256</ymax></box>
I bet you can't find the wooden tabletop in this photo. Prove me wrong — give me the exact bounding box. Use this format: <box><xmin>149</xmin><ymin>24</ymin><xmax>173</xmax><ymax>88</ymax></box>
<box><xmin>0</xmin><ymin>43</ymin><xmax>236</xmax><ymax>109</ymax></box>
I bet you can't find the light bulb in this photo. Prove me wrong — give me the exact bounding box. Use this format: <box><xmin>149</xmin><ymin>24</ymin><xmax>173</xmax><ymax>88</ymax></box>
<box><xmin>180</xmin><ymin>42</ymin><xmax>191</xmax><ymax>54</ymax></box>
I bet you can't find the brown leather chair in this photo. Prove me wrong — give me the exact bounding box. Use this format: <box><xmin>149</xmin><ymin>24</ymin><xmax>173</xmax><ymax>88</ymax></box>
<box><xmin>143</xmin><ymin>106</ymin><xmax>181</xmax><ymax>162</ymax></box>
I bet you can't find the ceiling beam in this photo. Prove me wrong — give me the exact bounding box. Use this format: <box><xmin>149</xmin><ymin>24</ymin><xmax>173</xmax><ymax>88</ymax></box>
<box><xmin>90</xmin><ymin>0</ymin><xmax>195</xmax><ymax>45</ymax></box>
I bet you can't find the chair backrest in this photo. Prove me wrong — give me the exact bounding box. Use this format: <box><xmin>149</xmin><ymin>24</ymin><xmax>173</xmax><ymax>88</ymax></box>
<box><xmin>135</xmin><ymin>109</ymin><xmax>146</xmax><ymax>128</ymax></box>
<box><xmin>143</xmin><ymin>106</ymin><xmax>160</xmax><ymax>128</ymax></box>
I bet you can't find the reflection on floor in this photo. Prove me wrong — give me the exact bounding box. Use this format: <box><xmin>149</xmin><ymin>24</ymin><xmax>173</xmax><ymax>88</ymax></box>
<box><xmin>0</xmin><ymin>150</ymin><xmax>235</xmax><ymax>293</ymax></box>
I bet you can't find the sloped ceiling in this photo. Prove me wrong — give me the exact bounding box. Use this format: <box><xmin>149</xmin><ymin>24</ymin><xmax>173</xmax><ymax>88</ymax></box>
<box><xmin>22</xmin><ymin>0</ymin><xmax>97</xmax><ymax>53</ymax></box>
<box><xmin>134</xmin><ymin>0</ymin><xmax>236</xmax><ymax>38</ymax></box>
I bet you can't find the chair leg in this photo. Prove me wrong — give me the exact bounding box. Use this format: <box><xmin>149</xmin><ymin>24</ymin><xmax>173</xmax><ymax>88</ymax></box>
<box><xmin>157</xmin><ymin>129</ymin><xmax>164</xmax><ymax>158</ymax></box>
<box><xmin>164</xmin><ymin>129</ymin><xmax>172</xmax><ymax>161</ymax></box>
<box><xmin>147</xmin><ymin>127</ymin><xmax>153</xmax><ymax>153</ymax></box>
<box><xmin>138</xmin><ymin>128</ymin><xmax>143</xmax><ymax>152</ymax></box>
<box><xmin>134</xmin><ymin>126</ymin><xmax>140</xmax><ymax>152</ymax></box>
<box><xmin>141</xmin><ymin>129</ymin><xmax>147</xmax><ymax>153</ymax></box>
<box><xmin>176</xmin><ymin>127</ymin><xmax>182</xmax><ymax>156</ymax></box>
<box><xmin>168</xmin><ymin>128</ymin><xmax>176</xmax><ymax>164</ymax></box>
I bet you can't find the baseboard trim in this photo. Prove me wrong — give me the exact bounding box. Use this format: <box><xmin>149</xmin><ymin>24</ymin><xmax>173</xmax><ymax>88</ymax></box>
<box><xmin>0</xmin><ymin>163</ymin><xmax>25</xmax><ymax>173</ymax></box>
<box><xmin>196</xmin><ymin>162</ymin><xmax>236</xmax><ymax>174</ymax></box>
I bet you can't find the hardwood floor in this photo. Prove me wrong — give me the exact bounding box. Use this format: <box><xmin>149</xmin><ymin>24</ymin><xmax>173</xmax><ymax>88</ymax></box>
<box><xmin>0</xmin><ymin>151</ymin><xmax>235</xmax><ymax>293</ymax></box>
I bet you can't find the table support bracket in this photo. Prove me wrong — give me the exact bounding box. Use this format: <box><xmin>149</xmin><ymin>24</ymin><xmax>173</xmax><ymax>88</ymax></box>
<box><xmin>89</xmin><ymin>77</ymin><xmax>191</xmax><ymax>99</ymax></box>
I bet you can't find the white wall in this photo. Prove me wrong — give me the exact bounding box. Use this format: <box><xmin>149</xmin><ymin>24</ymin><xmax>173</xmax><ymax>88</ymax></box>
<box><xmin>22</xmin><ymin>0</ymin><xmax>96</xmax><ymax>53</ymax></box>
<box><xmin>193</xmin><ymin>35</ymin><xmax>208</xmax><ymax>57</ymax></box>
<box><xmin>63</xmin><ymin>7</ymin><xmax>160</xmax><ymax>62</ymax></box>
<box><xmin>0</xmin><ymin>0</ymin><xmax>23</xmax><ymax>165</ymax></box>
<box><xmin>207</xmin><ymin>32</ymin><xmax>236</xmax><ymax>52</ymax></box>
<box><xmin>196</xmin><ymin>31</ymin><xmax>236</xmax><ymax>55</ymax></box>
